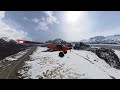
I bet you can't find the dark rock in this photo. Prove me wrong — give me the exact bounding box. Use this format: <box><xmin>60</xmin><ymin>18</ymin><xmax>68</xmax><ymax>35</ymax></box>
<box><xmin>89</xmin><ymin>47</ymin><xmax>120</xmax><ymax>69</ymax></box>
<box><xmin>73</xmin><ymin>42</ymin><xmax>90</xmax><ymax>50</ymax></box>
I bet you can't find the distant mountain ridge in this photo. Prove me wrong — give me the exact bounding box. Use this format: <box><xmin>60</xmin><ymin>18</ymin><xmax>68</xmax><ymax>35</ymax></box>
<box><xmin>81</xmin><ymin>34</ymin><xmax>120</xmax><ymax>44</ymax></box>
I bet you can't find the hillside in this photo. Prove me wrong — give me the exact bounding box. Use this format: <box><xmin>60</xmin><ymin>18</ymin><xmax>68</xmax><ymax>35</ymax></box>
<box><xmin>0</xmin><ymin>37</ymin><xmax>31</xmax><ymax>60</ymax></box>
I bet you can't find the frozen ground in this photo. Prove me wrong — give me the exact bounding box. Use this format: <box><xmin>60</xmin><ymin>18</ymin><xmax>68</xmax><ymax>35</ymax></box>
<box><xmin>18</xmin><ymin>47</ymin><xmax>120</xmax><ymax>79</ymax></box>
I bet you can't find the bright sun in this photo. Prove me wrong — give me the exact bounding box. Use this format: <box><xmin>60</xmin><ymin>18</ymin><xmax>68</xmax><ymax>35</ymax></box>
<box><xmin>65</xmin><ymin>11</ymin><xmax>84</xmax><ymax>23</ymax></box>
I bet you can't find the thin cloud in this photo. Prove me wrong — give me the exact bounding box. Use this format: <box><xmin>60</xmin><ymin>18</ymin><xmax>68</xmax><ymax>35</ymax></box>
<box><xmin>32</xmin><ymin>11</ymin><xmax>59</xmax><ymax>31</ymax></box>
<box><xmin>32</xmin><ymin>18</ymin><xmax>39</xmax><ymax>23</ymax></box>
<box><xmin>23</xmin><ymin>17</ymin><xmax>29</xmax><ymax>21</ymax></box>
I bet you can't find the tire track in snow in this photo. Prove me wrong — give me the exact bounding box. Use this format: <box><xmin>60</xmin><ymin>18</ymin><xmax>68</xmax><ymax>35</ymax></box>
<box><xmin>75</xmin><ymin>53</ymin><xmax>94</xmax><ymax>64</ymax></box>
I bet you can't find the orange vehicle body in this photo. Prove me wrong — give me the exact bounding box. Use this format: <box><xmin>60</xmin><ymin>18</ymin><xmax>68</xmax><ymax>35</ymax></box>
<box><xmin>17</xmin><ymin>39</ymin><xmax>72</xmax><ymax>52</ymax></box>
<box><xmin>46</xmin><ymin>43</ymin><xmax>72</xmax><ymax>52</ymax></box>
<box><xmin>17</xmin><ymin>39</ymin><xmax>72</xmax><ymax>57</ymax></box>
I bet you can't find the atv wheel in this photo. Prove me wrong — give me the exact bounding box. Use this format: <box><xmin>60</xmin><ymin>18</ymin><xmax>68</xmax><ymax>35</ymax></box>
<box><xmin>59</xmin><ymin>52</ymin><xmax>64</xmax><ymax>57</ymax></box>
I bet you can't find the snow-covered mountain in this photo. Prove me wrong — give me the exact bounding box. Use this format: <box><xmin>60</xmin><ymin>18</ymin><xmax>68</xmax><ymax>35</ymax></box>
<box><xmin>88</xmin><ymin>36</ymin><xmax>106</xmax><ymax>44</ymax></box>
<box><xmin>105</xmin><ymin>35</ymin><xmax>120</xmax><ymax>44</ymax></box>
<box><xmin>81</xmin><ymin>34</ymin><xmax>120</xmax><ymax>44</ymax></box>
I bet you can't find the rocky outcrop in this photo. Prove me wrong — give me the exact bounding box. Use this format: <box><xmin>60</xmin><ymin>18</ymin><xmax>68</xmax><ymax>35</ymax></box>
<box><xmin>88</xmin><ymin>47</ymin><xmax>120</xmax><ymax>69</ymax></box>
<box><xmin>0</xmin><ymin>38</ymin><xmax>30</xmax><ymax>60</ymax></box>
<box><xmin>73</xmin><ymin>42</ymin><xmax>90</xmax><ymax>50</ymax></box>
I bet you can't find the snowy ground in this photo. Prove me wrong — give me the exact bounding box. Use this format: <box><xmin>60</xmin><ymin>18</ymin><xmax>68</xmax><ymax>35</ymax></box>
<box><xmin>18</xmin><ymin>47</ymin><xmax>120</xmax><ymax>79</ymax></box>
<box><xmin>114</xmin><ymin>50</ymin><xmax>120</xmax><ymax>60</ymax></box>
<box><xmin>0</xmin><ymin>48</ymin><xmax>30</xmax><ymax>63</ymax></box>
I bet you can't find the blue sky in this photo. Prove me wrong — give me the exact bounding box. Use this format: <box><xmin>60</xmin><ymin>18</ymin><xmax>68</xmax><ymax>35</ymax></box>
<box><xmin>0</xmin><ymin>11</ymin><xmax>120</xmax><ymax>42</ymax></box>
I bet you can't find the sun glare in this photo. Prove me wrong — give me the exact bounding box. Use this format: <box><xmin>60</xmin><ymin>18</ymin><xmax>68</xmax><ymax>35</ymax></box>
<box><xmin>65</xmin><ymin>11</ymin><xmax>85</xmax><ymax>23</ymax></box>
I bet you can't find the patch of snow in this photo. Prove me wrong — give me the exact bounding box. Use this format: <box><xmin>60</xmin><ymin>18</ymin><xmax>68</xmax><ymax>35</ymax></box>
<box><xmin>0</xmin><ymin>48</ymin><xmax>30</xmax><ymax>62</ymax></box>
<box><xmin>114</xmin><ymin>50</ymin><xmax>120</xmax><ymax>60</ymax></box>
<box><xmin>18</xmin><ymin>47</ymin><xmax>120</xmax><ymax>79</ymax></box>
